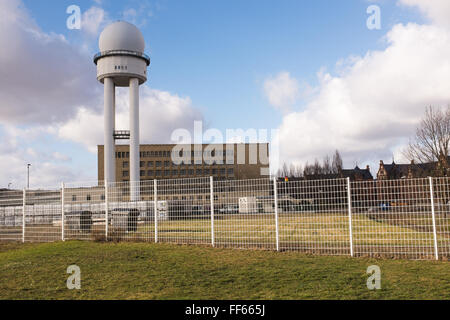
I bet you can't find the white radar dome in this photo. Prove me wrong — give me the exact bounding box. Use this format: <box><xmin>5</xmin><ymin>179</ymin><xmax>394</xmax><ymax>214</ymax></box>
<box><xmin>99</xmin><ymin>21</ymin><xmax>146</xmax><ymax>53</ymax></box>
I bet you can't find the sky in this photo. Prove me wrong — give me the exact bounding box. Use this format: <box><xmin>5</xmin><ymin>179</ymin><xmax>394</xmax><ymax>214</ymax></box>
<box><xmin>0</xmin><ymin>0</ymin><xmax>450</xmax><ymax>188</ymax></box>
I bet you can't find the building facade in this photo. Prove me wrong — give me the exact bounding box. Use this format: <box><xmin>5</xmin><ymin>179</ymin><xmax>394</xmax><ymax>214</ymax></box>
<box><xmin>377</xmin><ymin>154</ymin><xmax>450</xmax><ymax>180</ymax></box>
<box><xmin>98</xmin><ymin>143</ymin><xmax>270</xmax><ymax>183</ymax></box>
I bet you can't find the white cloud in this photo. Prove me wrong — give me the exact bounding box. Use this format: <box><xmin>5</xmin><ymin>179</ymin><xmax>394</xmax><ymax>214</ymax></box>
<box><xmin>0</xmin><ymin>0</ymin><xmax>101</xmax><ymax>125</ymax></box>
<box><xmin>81</xmin><ymin>6</ymin><xmax>108</xmax><ymax>37</ymax></box>
<box><xmin>399</xmin><ymin>0</ymin><xmax>450</xmax><ymax>28</ymax></box>
<box><xmin>269</xmin><ymin>21</ymin><xmax>450</xmax><ymax>170</ymax></box>
<box><xmin>57</xmin><ymin>87</ymin><xmax>204</xmax><ymax>153</ymax></box>
<box><xmin>0</xmin><ymin>0</ymin><xmax>204</xmax><ymax>187</ymax></box>
<box><xmin>263</xmin><ymin>72</ymin><xmax>300</xmax><ymax>113</ymax></box>
<box><xmin>0</xmin><ymin>127</ymin><xmax>84</xmax><ymax>189</ymax></box>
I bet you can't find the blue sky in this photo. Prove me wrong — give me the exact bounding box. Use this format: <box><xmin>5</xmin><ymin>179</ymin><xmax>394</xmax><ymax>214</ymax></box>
<box><xmin>1</xmin><ymin>0</ymin><xmax>449</xmax><ymax>188</ymax></box>
<box><xmin>22</xmin><ymin>0</ymin><xmax>420</xmax><ymax>131</ymax></box>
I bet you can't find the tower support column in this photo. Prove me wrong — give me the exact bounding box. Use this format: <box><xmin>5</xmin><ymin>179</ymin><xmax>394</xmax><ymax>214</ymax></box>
<box><xmin>130</xmin><ymin>78</ymin><xmax>140</xmax><ymax>201</ymax></box>
<box><xmin>104</xmin><ymin>77</ymin><xmax>116</xmax><ymax>184</ymax></box>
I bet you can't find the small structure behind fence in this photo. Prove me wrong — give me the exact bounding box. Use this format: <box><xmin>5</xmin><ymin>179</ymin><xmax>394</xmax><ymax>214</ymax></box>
<box><xmin>0</xmin><ymin>176</ymin><xmax>449</xmax><ymax>260</ymax></box>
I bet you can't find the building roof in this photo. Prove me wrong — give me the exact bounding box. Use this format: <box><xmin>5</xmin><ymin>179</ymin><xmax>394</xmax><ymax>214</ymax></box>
<box><xmin>341</xmin><ymin>166</ymin><xmax>373</xmax><ymax>180</ymax></box>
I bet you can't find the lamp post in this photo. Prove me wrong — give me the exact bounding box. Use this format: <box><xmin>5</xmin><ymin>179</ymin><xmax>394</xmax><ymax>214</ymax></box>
<box><xmin>27</xmin><ymin>164</ymin><xmax>31</xmax><ymax>189</ymax></box>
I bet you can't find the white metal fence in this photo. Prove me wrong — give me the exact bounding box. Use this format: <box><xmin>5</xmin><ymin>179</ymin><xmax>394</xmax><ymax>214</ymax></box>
<box><xmin>0</xmin><ymin>176</ymin><xmax>449</xmax><ymax>260</ymax></box>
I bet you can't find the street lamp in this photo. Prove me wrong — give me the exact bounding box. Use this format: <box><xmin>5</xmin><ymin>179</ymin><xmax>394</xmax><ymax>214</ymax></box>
<box><xmin>27</xmin><ymin>164</ymin><xmax>31</xmax><ymax>189</ymax></box>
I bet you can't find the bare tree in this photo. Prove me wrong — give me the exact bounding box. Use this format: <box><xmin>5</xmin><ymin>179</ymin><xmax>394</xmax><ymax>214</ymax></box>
<box><xmin>323</xmin><ymin>155</ymin><xmax>332</xmax><ymax>174</ymax></box>
<box><xmin>288</xmin><ymin>163</ymin><xmax>296</xmax><ymax>177</ymax></box>
<box><xmin>294</xmin><ymin>164</ymin><xmax>303</xmax><ymax>178</ymax></box>
<box><xmin>303</xmin><ymin>161</ymin><xmax>314</xmax><ymax>176</ymax></box>
<box><xmin>404</xmin><ymin>105</ymin><xmax>450</xmax><ymax>163</ymax></box>
<box><xmin>332</xmin><ymin>150</ymin><xmax>343</xmax><ymax>174</ymax></box>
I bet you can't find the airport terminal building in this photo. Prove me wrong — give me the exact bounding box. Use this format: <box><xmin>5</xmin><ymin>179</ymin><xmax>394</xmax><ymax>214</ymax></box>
<box><xmin>98</xmin><ymin>143</ymin><xmax>270</xmax><ymax>183</ymax></box>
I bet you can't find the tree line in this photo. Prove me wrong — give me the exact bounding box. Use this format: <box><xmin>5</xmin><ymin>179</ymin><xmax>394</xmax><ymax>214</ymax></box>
<box><xmin>277</xmin><ymin>150</ymin><xmax>343</xmax><ymax>178</ymax></box>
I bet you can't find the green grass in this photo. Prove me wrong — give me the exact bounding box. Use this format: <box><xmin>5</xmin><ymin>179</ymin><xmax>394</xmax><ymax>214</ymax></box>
<box><xmin>0</xmin><ymin>241</ymin><xmax>448</xmax><ymax>300</ymax></box>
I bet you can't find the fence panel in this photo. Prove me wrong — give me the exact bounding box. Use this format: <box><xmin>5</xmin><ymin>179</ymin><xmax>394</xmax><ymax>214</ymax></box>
<box><xmin>64</xmin><ymin>182</ymin><xmax>106</xmax><ymax>241</ymax></box>
<box><xmin>24</xmin><ymin>188</ymin><xmax>61</xmax><ymax>243</ymax></box>
<box><xmin>213</xmin><ymin>178</ymin><xmax>276</xmax><ymax>250</ymax></box>
<box><xmin>106</xmin><ymin>180</ymin><xmax>155</xmax><ymax>242</ymax></box>
<box><xmin>1</xmin><ymin>176</ymin><xmax>449</xmax><ymax>260</ymax></box>
<box><xmin>0</xmin><ymin>190</ymin><xmax>23</xmax><ymax>242</ymax></box>
<box><xmin>431</xmin><ymin>177</ymin><xmax>450</xmax><ymax>258</ymax></box>
<box><xmin>277</xmin><ymin>178</ymin><xmax>350</xmax><ymax>255</ymax></box>
<box><xmin>156</xmin><ymin>177</ymin><xmax>211</xmax><ymax>245</ymax></box>
<box><xmin>350</xmin><ymin>178</ymin><xmax>436</xmax><ymax>259</ymax></box>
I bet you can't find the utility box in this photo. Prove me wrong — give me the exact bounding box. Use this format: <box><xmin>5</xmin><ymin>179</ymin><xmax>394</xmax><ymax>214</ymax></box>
<box><xmin>239</xmin><ymin>197</ymin><xmax>257</xmax><ymax>214</ymax></box>
<box><xmin>66</xmin><ymin>211</ymin><xmax>93</xmax><ymax>232</ymax></box>
<box><xmin>111</xmin><ymin>209</ymin><xmax>140</xmax><ymax>232</ymax></box>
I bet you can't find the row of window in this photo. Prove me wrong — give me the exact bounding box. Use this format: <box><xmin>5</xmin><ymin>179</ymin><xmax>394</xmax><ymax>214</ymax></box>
<box><xmin>123</xmin><ymin>168</ymin><xmax>235</xmax><ymax>178</ymax></box>
<box><xmin>122</xmin><ymin>161</ymin><xmax>232</xmax><ymax>168</ymax></box>
<box><xmin>71</xmin><ymin>194</ymin><xmax>105</xmax><ymax>202</ymax></box>
<box><xmin>115</xmin><ymin>150</ymin><xmax>235</xmax><ymax>159</ymax></box>
<box><xmin>114</xmin><ymin>65</ymin><xmax>128</xmax><ymax>71</ymax></box>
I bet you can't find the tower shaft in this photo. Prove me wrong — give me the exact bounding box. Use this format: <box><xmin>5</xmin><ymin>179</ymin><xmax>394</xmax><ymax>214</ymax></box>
<box><xmin>129</xmin><ymin>78</ymin><xmax>140</xmax><ymax>201</ymax></box>
<box><xmin>104</xmin><ymin>77</ymin><xmax>116</xmax><ymax>184</ymax></box>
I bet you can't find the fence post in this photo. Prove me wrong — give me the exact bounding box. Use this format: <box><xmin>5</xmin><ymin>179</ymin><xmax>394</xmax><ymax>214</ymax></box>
<box><xmin>22</xmin><ymin>188</ymin><xmax>26</xmax><ymax>243</ymax></box>
<box><xmin>273</xmin><ymin>177</ymin><xmax>280</xmax><ymax>252</ymax></box>
<box><xmin>154</xmin><ymin>179</ymin><xmax>158</xmax><ymax>243</ymax></box>
<box><xmin>61</xmin><ymin>182</ymin><xmax>65</xmax><ymax>242</ymax></box>
<box><xmin>105</xmin><ymin>180</ymin><xmax>109</xmax><ymax>241</ymax></box>
<box><xmin>210</xmin><ymin>176</ymin><xmax>215</xmax><ymax>247</ymax></box>
<box><xmin>347</xmin><ymin>178</ymin><xmax>354</xmax><ymax>257</ymax></box>
<box><xmin>429</xmin><ymin>177</ymin><xmax>439</xmax><ymax>260</ymax></box>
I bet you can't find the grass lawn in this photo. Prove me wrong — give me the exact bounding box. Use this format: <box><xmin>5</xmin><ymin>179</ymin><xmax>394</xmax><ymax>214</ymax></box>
<box><xmin>0</xmin><ymin>241</ymin><xmax>448</xmax><ymax>300</ymax></box>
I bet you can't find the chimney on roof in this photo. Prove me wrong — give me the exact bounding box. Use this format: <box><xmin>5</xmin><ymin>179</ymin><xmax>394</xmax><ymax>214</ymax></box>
<box><xmin>366</xmin><ymin>165</ymin><xmax>370</xmax><ymax>171</ymax></box>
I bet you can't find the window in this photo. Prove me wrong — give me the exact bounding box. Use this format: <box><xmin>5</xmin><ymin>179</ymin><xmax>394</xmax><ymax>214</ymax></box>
<box><xmin>172</xmin><ymin>170</ymin><xmax>178</xmax><ymax>176</ymax></box>
<box><xmin>188</xmin><ymin>169</ymin><xmax>194</xmax><ymax>175</ymax></box>
<box><xmin>204</xmin><ymin>169</ymin><xmax>210</xmax><ymax>175</ymax></box>
<box><xmin>87</xmin><ymin>195</ymin><xmax>91</xmax><ymax>201</ymax></box>
<box><xmin>180</xmin><ymin>169</ymin><xmax>186</xmax><ymax>175</ymax></box>
<box><xmin>156</xmin><ymin>161</ymin><xmax>162</xmax><ymax>167</ymax></box>
<box><xmin>156</xmin><ymin>170</ymin><xmax>162</xmax><ymax>177</ymax></box>
<box><xmin>101</xmin><ymin>194</ymin><xmax>105</xmax><ymax>201</ymax></box>
<box><xmin>123</xmin><ymin>161</ymin><xmax>129</xmax><ymax>168</ymax></box>
<box><xmin>220</xmin><ymin>168</ymin><xmax>226</xmax><ymax>175</ymax></box>
<box><xmin>148</xmin><ymin>170</ymin><xmax>154</xmax><ymax>177</ymax></box>
<box><xmin>164</xmin><ymin>170</ymin><xmax>170</xmax><ymax>177</ymax></box>
<box><xmin>140</xmin><ymin>161</ymin><xmax>145</xmax><ymax>167</ymax></box>
<box><xmin>147</xmin><ymin>161</ymin><xmax>153</xmax><ymax>167</ymax></box>
<box><xmin>196</xmin><ymin>169</ymin><xmax>202</xmax><ymax>175</ymax></box>
<box><xmin>164</xmin><ymin>161</ymin><xmax>170</xmax><ymax>167</ymax></box>
<box><xmin>123</xmin><ymin>171</ymin><xmax>129</xmax><ymax>177</ymax></box>
<box><xmin>140</xmin><ymin>170</ymin><xmax>145</xmax><ymax>177</ymax></box>
<box><xmin>212</xmin><ymin>168</ymin><xmax>218</xmax><ymax>175</ymax></box>
<box><xmin>72</xmin><ymin>195</ymin><xmax>76</xmax><ymax>202</ymax></box>
<box><xmin>227</xmin><ymin>168</ymin><xmax>234</xmax><ymax>175</ymax></box>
